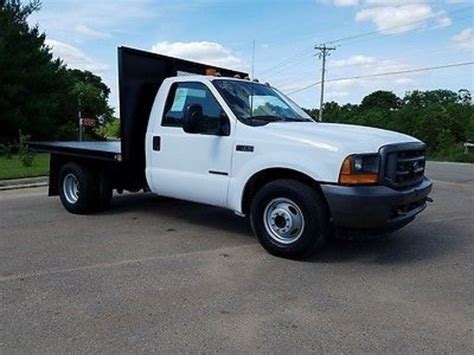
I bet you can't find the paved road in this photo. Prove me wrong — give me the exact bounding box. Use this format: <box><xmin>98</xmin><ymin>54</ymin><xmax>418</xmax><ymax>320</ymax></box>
<box><xmin>1</xmin><ymin>162</ymin><xmax>473</xmax><ymax>353</ymax></box>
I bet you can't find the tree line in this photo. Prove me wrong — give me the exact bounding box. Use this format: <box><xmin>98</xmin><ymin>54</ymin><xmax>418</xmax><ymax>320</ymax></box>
<box><xmin>305</xmin><ymin>89</ymin><xmax>474</xmax><ymax>162</ymax></box>
<box><xmin>0</xmin><ymin>0</ymin><xmax>115</xmax><ymax>146</ymax></box>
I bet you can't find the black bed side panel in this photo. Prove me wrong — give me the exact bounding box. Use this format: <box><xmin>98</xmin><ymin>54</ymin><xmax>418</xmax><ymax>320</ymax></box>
<box><xmin>118</xmin><ymin>47</ymin><xmax>247</xmax><ymax>190</ymax></box>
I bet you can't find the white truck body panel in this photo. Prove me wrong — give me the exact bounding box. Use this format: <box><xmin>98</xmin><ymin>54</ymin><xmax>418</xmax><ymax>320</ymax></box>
<box><xmin>145</xmin><ymin>76</ymin><xmax>421</xmax><ymax>214</ymax></box>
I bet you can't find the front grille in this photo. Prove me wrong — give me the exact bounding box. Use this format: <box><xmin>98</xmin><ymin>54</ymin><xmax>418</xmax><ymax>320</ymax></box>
<box><xmin>382</xmin><ymin>143</ymin><xmax>426</xmax><ymax>188</ymax></box>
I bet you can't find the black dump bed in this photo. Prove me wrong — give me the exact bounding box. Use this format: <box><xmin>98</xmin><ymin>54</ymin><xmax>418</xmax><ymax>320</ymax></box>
<box><xmin>30</xmin><ymin>46</ymin><xmax>247</xmax><ymax>190</ymax></box>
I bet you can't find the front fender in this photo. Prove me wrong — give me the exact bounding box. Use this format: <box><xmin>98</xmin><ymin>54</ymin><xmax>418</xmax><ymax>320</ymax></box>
<box><xmin>227</xmin><ymin>151</ymin><xmax>339</xmax><ymax>213</ymax></box>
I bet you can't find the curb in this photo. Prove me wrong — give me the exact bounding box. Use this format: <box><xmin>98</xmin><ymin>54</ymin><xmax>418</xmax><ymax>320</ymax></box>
<box><xmin>0</xmin><ymin>176</ymin><xmax>48</xmax><ymax>191</ymax></box>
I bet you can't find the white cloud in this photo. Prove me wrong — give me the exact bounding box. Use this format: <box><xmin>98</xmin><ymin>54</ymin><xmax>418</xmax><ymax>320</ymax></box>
<box><xmin>332</xmin><ymin>55</ymin><xmax>376</xmax><ymax>67</ymax></box>
<box><xmin>334</xmin><ymin>0</ymin><xmax>359</xmax><ymax>6</ymax></box>
<box><xmin>355</xmin><ymin>4</ymin><xmax>443</xmax><ymax>34</ymax></box>
<box><xmin>451</xmin><ymin>27</ymin><xmax>474</xmax><ymax>51</ymax></box>
<box><xmin>436</xmin><ymin>12</ymin><xmax>452</xmax><ymax>28</ymax></box>
<box><xmin>74</xmin><ymin>24</ymin><xmax>110</xmax><ymax>39</ymax></box>
<box><xmin>321</xmin><ymin>0</ymin><xmax>453</xmax><ymax>34</ymax></box>
<box><xmin>325</xmin><ymin>90</ymin><xmax>351</xmax><ymax>100</ymax></box>
<box><xmin>319</xmin><ymin>0</ymin><xmax>359</xmax><ymax>6</ymax></box>
<box><xmin>324</xmin><ymin>58</ymin><xmax>419</xmax><ymax>102</ymax></box>
<box><xmin>280</xmin><ymin>53</ymin><xmax>421</xmax><ymax>106</ymax></box>
<box><xmin>151</xmin><ymin>41</ymin><xmax>244</xmax><ymax>69</ymax></box>
<box><xmin>45</xmin><ymin>39</ymin><xmax>108</xmax><ymax>74</ymax></box>
<box><xmin>365</xmin><ymin>0</ymin><xmax>427</xmax><ymax>5</ymax></box>
<box><xmin>323</xmin><ymin>0</ymin><xmax>432</xmax><ymax>6</ymax></box>
<box><xmin>29</xmin><ymin>0</ymin><xmax>153</xmax><ymax>41</ymax></box>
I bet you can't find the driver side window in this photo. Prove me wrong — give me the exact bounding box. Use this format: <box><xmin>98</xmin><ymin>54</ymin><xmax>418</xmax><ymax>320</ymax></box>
<box><xmin>162</xmin><ymin>82</ymin><xmax>228</xmax><ymax>135</ymax></box>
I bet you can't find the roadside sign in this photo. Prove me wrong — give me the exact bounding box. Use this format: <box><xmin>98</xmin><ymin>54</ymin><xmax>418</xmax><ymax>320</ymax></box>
<box><xmin>80</xmin><ymin>118</ymin><xmax>96</xmax><ymax>127</ymax></box>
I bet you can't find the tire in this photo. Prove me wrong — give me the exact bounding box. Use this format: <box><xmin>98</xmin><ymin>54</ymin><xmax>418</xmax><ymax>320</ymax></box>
<box><xmin>58</xmin><ymin>162</ymin><xmax>108</xmax><ymax>214</ymax></box>
<box><xmin>250</xmin><ymin>179</ymin><xmax>330</xmax><ymax>259</ymax></box>
<box><xmin>97</xmin><ymin>171</ymin><xmax>113</xmax><ymax>211</ymax></box>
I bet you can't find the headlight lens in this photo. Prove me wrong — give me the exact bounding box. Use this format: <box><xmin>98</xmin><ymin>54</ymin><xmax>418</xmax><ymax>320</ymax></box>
<box><xmin>339</xmin><ymin>154</ymin><xmax>380</xmax><ymax>185</ymax></box>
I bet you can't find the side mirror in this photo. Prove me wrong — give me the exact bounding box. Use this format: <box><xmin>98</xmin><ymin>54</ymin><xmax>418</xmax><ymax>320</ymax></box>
<box><xmin>183</xmin><ymin>104</ymin><xmax>203</xmax><ymax>134</ymax></box>
<box><xmin>218</xmin><ymin>113</ymin><xmax>230</xmax><ymax>136</ymax></box>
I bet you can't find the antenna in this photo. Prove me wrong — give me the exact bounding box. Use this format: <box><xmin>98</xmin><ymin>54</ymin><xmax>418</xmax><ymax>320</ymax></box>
<box><xmin>251</xmin><ymin>39</ymin><xmax>256</xmax><ymax>79</ymax></box>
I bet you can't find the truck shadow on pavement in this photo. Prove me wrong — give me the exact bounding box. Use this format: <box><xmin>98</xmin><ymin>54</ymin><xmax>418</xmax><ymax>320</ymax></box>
<box><xmin>105</xmin><ymin>192</ymin><xmax>464</xmax><ymax>265</ymax></box>
<box><xmin>308</xmin><ymin>221</ymin><xmax>465</xmax><ymax>265</ymax></box>
<box><xmin>104</xmin><ymin>192</ymin><xmax>254</xmax><ymax>238</ymax></box>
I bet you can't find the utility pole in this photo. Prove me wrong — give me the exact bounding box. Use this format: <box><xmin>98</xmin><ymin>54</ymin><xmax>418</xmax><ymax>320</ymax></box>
<box><xmin>315</xmin><ymin>44</ymin><xmax>336</xmax><ymax>121</ymax></box>
<box><xmin>78</xmin><ymin>93</ymin><xmax>83</xmax><ymax>141</ymax></box>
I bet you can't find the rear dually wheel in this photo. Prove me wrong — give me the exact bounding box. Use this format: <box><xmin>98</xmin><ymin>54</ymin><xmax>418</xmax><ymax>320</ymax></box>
<box><xmin>58</xmin><ymin>162</ymin><xmax>111</xmax><ymax>214</ymax></box>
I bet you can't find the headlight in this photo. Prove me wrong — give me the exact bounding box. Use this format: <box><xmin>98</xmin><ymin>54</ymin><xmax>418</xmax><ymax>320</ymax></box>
<box><xmin>339</xmin><ymin>154</ymin><xmax>380</xmax><ymax>185</ymax></box>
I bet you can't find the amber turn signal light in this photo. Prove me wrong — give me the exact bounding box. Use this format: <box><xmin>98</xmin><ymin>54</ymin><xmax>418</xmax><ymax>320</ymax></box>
<box><xmin>339</xmin><ymin>156</ymin><xmax>379</xmax><ymax>185</ymax></box>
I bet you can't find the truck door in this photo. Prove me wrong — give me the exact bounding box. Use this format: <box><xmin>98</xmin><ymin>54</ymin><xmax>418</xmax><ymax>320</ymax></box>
<box><xmin>149</xmin><ymin>81</ymin><xmax>233</xmax><ymax>207</ymax></box>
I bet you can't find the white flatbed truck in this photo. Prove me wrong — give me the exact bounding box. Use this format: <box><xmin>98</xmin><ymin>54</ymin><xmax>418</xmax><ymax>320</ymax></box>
<box><xmin>30</xmin><ymin>47</ymin><xmax>432</xmax><ymax>259</ymax></box>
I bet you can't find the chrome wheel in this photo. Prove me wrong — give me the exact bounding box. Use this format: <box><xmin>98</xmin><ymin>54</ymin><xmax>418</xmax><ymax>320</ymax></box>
<box><xmin>263</xmin><ymin>198</ymin><xmax>305</xmax><ymax>244</ymax></box>
<box><xmin>63</xmin><ymin>173</ymin><xmax>79</xmax><ymax>204</ymax></box>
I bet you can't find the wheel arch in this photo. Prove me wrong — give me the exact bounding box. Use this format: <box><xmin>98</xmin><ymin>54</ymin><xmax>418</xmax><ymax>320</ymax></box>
<box><xmin>49</xmin><ymin>154</ymin><xmax>121</xmax><ymax>196</ymax></box>
<box><xmin>240</xmin><ymin>167</ymin><xmax>329</xmax><ymax>216</ymax></box>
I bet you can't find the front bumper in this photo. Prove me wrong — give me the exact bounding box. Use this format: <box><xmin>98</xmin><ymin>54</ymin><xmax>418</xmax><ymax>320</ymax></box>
<box><xmin>321</xmin><ymin>176</ymin><xmax>433</xmax><ymax>232</ymax></box>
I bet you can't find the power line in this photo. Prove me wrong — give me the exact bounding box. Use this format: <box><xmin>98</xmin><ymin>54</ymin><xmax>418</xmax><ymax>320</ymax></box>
<box><xmin>326</xmin><ymin>46</ymin><xmax>459</xmax><ymax>70</ymax></box>
<box><xmin>286</xmin><ymin>61</ymin><xmax>474</xmax><ymax>95</ymax></box>
<box><xmin>258</xmin><ymin>47</ymin><xmax>314</xmax><ymax>76</ymax></box>
<box><xmin>323</xmin><ymin>5</ymin><xmax>474</xmax><ymax>45</ymax></box>
<box><xmin>261</xmin><ymin>11</ymin><xmax>472</xmax><ymax>80</ymax></box>
<box><xmin>326</xmin><ymin>13</ymin><xmax>474</xmax><ymax>48</ymax></box>
<box><xmin>259</xmin><ymin>5</ymin><xmax>473</xmax><ymax>78</ymax></box>
<box><xmin>272</xmin><ymin>42</ymin><xmax>470</xmax><ymax>87</ymax></box>
<box><xmin>274</xmin><ymin>49</ymin><xmax>439</xmax><ymax>86</ymax></box>
<box><xmin>261</xmin><ymin>52</ymin><xmax>315</xmax><ymax>80</ymax></box>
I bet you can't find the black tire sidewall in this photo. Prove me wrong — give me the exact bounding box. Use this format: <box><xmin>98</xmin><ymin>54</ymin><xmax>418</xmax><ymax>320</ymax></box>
<box><xmin>250</xmin><ymin>179</ymin><xmax>329</xmax><ymax>259</ymax></box>
<box><xmin>58</xmin><ymin>162</ymin><xmax>98</xmax><ymax>214</ymax></box>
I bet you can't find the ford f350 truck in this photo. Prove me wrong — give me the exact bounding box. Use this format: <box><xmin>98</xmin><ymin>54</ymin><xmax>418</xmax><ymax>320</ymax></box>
<box><xmin>30</xmin><ymin>47</ymin><xmax>433</xmax><ymax>259</ymax></box>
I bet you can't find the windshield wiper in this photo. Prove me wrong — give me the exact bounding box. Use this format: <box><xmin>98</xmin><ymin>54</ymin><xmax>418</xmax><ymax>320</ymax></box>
<box><xmin>281</xmin><ymin>117</ymin><xmax>312</xmax><ymax>122</ymax></box>
<box><xmin>250</xmin><ymin>115</ymin><xmax>311</xmax><ymax>123</ymax></box>
<box><xmin>249</xmin><ymin>115</ymin><xmax>282</xmax><ymax>122</ymax></box>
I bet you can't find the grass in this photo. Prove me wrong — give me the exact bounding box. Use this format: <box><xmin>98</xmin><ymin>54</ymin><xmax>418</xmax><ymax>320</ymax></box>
<box><xmin>428</xmin><ymin>143</ymin><xmax>474</xmax><ymax>164</ymax></box>
<box><xmin>0</xmin><ymin>153</ymin><xmax>49</xmax><ymax>180</ymax></box>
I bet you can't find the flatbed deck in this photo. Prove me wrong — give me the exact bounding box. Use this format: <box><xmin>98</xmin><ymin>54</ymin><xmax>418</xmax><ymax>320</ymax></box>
<box><xmin>29</xmin><ymin>141</ymin><xmax>121</xmax><ymax>161</ymax></box>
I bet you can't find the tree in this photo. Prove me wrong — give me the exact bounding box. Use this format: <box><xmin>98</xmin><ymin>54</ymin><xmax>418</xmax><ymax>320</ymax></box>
<box><xmin>360</xmin><ymin>90</ymin><xmax>401</xmax><ymax>111</ymax></box>
<box><xmin>0</xmin><ymin>0</ymin><xmax>67</xmax><ymax>143</ymax></box>
<box><xmin>458</xmin><ymin>89</ymin><xmax>472</xmax><ymax>105</ymax></box>
<box><xmin>0</xmin><ymin>0</ymin><xmax>114</xmax><ymax>144</ymax></box>
<box><xmin>403</xmin><ymin>89</ymin><xmax>458</xmax><ymax>108</ymax></box>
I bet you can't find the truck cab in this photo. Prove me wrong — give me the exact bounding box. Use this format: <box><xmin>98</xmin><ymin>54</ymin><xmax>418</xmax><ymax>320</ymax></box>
<box><xmin>31</xmin><ymin>47</ymin><xmax>432</xmax><ymax>259</ymax></box>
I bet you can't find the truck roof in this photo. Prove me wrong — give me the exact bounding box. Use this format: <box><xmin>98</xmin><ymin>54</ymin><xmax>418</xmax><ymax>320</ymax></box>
<box><xmin>165</xmin><ymin>75</ymin><xmax>269</xmax><ymax>86</ymax></box>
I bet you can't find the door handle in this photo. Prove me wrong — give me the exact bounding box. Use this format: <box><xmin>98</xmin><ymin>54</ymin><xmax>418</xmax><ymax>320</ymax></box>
<box><xmin>153</xmin><ymin>136</ymin><xmax>161</xmax><ymax>151</ymax></box>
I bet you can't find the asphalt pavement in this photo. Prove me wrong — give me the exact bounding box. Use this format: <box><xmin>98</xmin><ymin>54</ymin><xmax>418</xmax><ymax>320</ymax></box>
<box><xmin>1</xmin><ymin>161</ymin><xmax>473</xmax><ymax>352</ymax></box>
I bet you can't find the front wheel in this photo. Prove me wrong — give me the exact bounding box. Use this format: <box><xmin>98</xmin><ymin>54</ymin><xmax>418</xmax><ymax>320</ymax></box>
<box><xmin>250</xmin><ymin>179</ymin><xmax>330</xmax><ymax>259</ymax></box>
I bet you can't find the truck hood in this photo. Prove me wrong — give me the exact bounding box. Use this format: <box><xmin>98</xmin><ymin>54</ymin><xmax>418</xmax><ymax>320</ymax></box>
<box><xmin>262</xmin><ymin>122</ymin><xmax>420</xmax><ymax>154</ymax></box>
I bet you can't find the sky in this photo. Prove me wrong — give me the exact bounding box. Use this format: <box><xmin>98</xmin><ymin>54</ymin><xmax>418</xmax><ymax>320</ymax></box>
<box><xmin>28</xmin><ymin>0</ymin><xmax>474</xmax><ymax>113</ymax></box>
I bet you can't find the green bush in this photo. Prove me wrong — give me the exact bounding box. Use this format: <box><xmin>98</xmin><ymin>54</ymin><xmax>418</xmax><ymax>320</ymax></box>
<box><xmin>0</xmin><ymin>142</ymin><xmax>16</xmax><ymax>159</ymax></box>
<box><xmin>96</xmin><ymin>118</ymin><xmax>120</xmax><ymax>139</ymax></box>
<box><xmin>17</xmin><ymin>130</ymin><xmax>35</xmax><ymax>167</ymax></box>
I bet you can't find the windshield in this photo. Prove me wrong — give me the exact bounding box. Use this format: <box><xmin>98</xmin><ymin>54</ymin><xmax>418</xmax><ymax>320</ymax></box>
<box><xmin>213</xmin><ymin>79</ymin><xmax>313</xmax><ymax>126</ymax></box>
